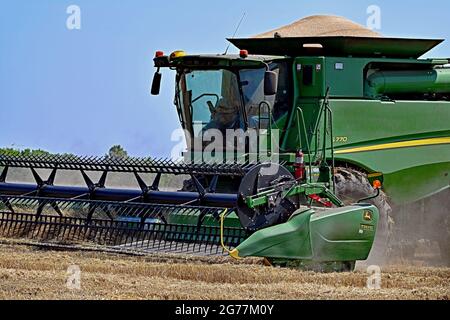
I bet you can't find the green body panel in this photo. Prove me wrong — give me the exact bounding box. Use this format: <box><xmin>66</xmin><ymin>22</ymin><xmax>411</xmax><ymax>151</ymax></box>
<box><xmin>235</xmin><ymin>205</ymin><xmax>378</xmax><ymax>262</ymax></box>
<box><xmin>280</xmin><ymin>54</ymin><xmax>450</xmax><ymax>204</ymax></box>
<box><xmin>328</xmin><ymin>99</ymin><xmax>450</xmax><ymax>204</ymax></box>
<box><xmin>384</xmin><ymin>162</ymin><xmax>450</xmax><ymax>203</ymax></box>
<box><xmin>284</xmin><ymin>57</ymin><xmax>422</xmax><ymax>151</ymax></box>
<box><xmin>310</xmin><ymin>205</ymin><xmax>378</xmax><ymax>261</ymax></box>
<box><xmin>328</xmin><ymin>100</ymin><xmax>450</xmax><ymax>147</ymax></box>
<box><xmin>335</xmin><ymin>145</ymin><xmax>450</xmax><ymax>204</ymax></box>
<box><xmin>237</xmin><ymin>209</ymin><xmax>314</xmax><ymax>260</ymax></box>
<box><xmin>286</xmin><ymin>56</ymin><xmax>441</xmax><ymax>101</ymax></box>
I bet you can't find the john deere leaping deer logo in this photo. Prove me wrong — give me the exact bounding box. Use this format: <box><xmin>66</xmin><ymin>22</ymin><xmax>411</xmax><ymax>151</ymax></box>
<box><xmin>363</xmin><ymin>210</ymin><xmax>373</xmax><ymax>221</ymax></box>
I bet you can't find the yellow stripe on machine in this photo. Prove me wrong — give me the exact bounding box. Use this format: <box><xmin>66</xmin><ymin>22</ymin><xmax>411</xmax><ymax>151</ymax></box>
<box><xmin>335</xmin><ymin>137</ymin><xmax>450</xmax><ymax>154</ymax></box>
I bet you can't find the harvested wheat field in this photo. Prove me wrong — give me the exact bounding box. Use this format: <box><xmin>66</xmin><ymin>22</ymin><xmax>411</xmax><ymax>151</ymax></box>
<box><xmin>0</xmin><ymin>240</ymin><xmax>448</xmax><ymax>300</ymax></box>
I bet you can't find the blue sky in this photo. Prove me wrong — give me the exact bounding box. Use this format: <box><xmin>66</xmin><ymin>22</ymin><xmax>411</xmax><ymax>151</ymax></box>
<box><xmin>1</xmin><ymin>0</ymin><xmax>449</xmax><ymax>157</ymax></box>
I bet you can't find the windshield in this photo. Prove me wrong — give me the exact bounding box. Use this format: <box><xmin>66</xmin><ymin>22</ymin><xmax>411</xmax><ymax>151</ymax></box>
<box><xmin>176</xmin><ymin>61</ymin><xmax>291</xmax><ymax>148</ymax></box>
<box><xmin>178</xmin><ymin>69</ymin><xmax>243</xmax><ymax>138</ymax></box>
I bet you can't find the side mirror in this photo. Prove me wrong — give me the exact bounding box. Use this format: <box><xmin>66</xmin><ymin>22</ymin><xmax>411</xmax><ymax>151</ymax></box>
<box><xmin>264</xmin><ymin>71</ymin><xmax>278</xmax><ymax>96</ymax></box>
<box><xmin>151</xmin><ymin>71</ymin><xmax>162</xmax><ymax>95</ymax></box>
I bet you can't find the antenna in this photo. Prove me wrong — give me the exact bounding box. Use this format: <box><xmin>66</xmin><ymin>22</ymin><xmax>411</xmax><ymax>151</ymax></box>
<box><xmin>224</xmin><ymin>12</ymin><xmax>246</xmax><ymax>55</ymax></box>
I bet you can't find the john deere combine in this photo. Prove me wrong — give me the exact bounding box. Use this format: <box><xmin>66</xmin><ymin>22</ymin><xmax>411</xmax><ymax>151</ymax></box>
<box><xmin>0</xmin><ymin>18</ymin><xmax>449</xmax><ymax>270</ymax></box>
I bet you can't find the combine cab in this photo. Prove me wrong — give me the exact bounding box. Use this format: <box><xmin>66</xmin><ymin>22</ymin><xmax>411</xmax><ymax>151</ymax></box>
<box><xmin>1</xmin><ymin>16</ymin><xmax>449</xmax><ymax>269</ymax></box>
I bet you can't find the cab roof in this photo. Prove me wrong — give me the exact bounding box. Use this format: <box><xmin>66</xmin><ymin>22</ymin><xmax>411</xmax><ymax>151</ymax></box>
<box><xmin>181</xmin><ymin>54</ymin><xmax>285</xmax><ymax>62</ymax></box>
<box><xmin>228</xmin><ymin>36</ymin><xmax>444</xmax><ymax>59</ymax></box>
<box><xmin>156</xmin><ymin>53</ymin><xmax>287</xmax><ymax>69</ymax></box>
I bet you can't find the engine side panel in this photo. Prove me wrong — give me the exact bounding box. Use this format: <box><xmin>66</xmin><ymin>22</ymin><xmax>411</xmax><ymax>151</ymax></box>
<box><xmin>329</xmin><ymin>99</ymin><xmax>450</xmax><ymax>204</ymax></box>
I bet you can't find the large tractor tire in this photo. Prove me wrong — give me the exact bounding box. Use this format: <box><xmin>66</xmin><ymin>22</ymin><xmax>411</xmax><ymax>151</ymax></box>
<box><xmin>335</xmin><ymin>168</ymin><xmax>393</xmax><ymax>266</ymax></box>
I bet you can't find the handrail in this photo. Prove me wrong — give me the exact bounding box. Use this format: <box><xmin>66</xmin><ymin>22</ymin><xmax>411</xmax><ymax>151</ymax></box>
<box><xmin>319</xmin><ymin>88</ymin><xmax>335</xmax><ymax>192</ymax></box>
<box><xmin>324</xmin><ymin>102</ymin><xmax>336</xmax><ymax>193</ymax></box>
<box><xmin>310</xmin><ymin>87</ymin><xmax>335</xmax><ymax>190</ymax></box>
<box><xmin>257</xmin><ymin>101</ymin><xmax>273</xmax><ymax>162</ymax></box>
<box><xmin>295</xmin><ymin>107</ymin><xmax>313</xmax><ymax>182</ymax></box>
<box><xmin>313</xmin><ymin>87</ymin><xmax>331</xmax><ymax>161</ymax></box>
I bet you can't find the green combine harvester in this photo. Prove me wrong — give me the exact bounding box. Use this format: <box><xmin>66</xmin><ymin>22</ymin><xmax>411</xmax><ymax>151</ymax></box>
<box><xmin>0</xmin><ymin>17</ymin><xmax>449</xmax><ymax>271</ymax></box>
